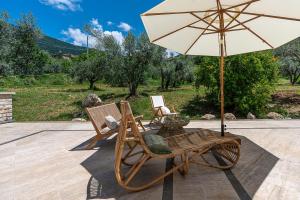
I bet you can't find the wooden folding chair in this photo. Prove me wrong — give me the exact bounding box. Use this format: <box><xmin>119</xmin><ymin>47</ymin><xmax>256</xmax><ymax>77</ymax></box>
<box><xmin>115</xmin><ymin>101</ymin><xmax>241</xmax><ymax>192</ymax></box>
<box><xmin>86</xmin><ymin>103</ymin><xmax>145</xmax><ymax>150</ymax></box>
<box><xmin>150</xmin><ymin>95</ymin><xmax>177</xmax><ymax>125</ymax></box>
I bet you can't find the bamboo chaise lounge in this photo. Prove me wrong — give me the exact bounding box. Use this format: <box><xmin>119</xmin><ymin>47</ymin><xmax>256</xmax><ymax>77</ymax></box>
<box><xmin>85</xmin><ymin>103</ymin><xmax>145</xmax><ymax>150</ymax></box>
<box><xmin>115</xmin><ymin>101</ymin><xmax>241</xmax><ymax>192</ymax></box>
<box><xmin>150</xmin><ymin>95</ymin><xmax>177</xmax><ymax>125</ymax></box>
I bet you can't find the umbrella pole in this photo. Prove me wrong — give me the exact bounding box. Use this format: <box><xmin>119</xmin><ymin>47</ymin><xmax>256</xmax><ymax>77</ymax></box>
<box><xmin>220</xmin><ymin>50</ymin><xmax>225</xmax><ymax>136</ymax></box>
<box><xmin>219</xmin><ymin>7</ymin><xmax>225</xmax><ymax>137</ymax></box>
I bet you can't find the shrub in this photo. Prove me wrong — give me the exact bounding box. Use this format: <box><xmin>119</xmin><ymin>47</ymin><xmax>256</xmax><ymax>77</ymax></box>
<box><xmin>195</xmin><ymin>51</ymin><xmax>279</xmax><ymax>116</ymax></box>
<box><xmin>23</xmin><ymin>76</ymin><xmax>37</xmax><ymax>86</ymax></box>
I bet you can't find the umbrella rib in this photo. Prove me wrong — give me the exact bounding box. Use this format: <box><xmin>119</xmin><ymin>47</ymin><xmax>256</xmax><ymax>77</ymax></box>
<box><xmin>141</xmin><ymin>10</ymin><xmax>218</xmax><ymax>17</ymax></box>
<box><xmin>226</xmin><ymin>16</ymin><xmax>260</xmax><ymax>31</ymax></box>
<box><xmin>190</xmin><ymin>12</ymin><xmax>219</xmax><ymax>30</ymax></box>
<box><xmin>203</xmin><ymin>28</ymin><xmax>247</xmax><ymax>35</ymax></box>
<box><xmin>225</xmin><ymin>12</ymin><xmax>274</xmax><ymax>49</ymax></box>
<box><xmin>151</xmin><ymin>19</ymin><xmax>200</xmax><ymax>43</ymax></box>
<box><xmin>151</xmin><ymin>11</ymin><xmax>218</xmax><ymax>43</ymax></box>
<box><xmin>188</xmin><ymin>26</ymin><xmax>216</xmax><ymax>32</ymax></box>
<box><xmin>224</xmin><ymin>2</ymin><xmax>253</xmax><ymax>30</ymax></box>
<box><xmin>225</xmin><ymin>0</ymin><xmax>260</xmax><ymax>11</ymax></box>
<box><xmin>184</xmin><ymin>15</ymin><xmax>219</xmax><ymax>55</ymax></box>
<box><xmin>226</xmin><ymin>10</ymin><xmax>300</xmax><ymax>22</ymax></box>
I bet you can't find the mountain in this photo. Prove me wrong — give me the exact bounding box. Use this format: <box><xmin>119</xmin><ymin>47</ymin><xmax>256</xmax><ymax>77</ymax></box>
<box><xmin>37</xmin><ymin>35</ymin><xmax>87</xmax><ymax>56</ymax></box>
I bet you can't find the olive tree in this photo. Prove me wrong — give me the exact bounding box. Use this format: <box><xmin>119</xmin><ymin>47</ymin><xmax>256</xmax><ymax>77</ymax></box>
<box><xmin>11</xmin><ymin>13</ymin><xmax>47</xmax><ymax>75</ymax></box>
<box><xmin>160</xmin><ymin>55</ymin><xmax>194</xmax><ymax>90</ymax></box>
<box><xmin>0</xmin><ymin>12</ymin><xmax>14</xmax><ymax>75</ymax></box>
<box><xmin>100</xmin><ymin>32</ymin><xmax>156</xmax><ymax>97</ymax></box>
<box><xmin>72</xmin><ymin>52</ymin><xmax>107</xmax><ymax>89</ymax></box>
<box><xmin>275</xmin><ymin>38</ymin><xmax>300</xmax><ymax>85</ymax></box>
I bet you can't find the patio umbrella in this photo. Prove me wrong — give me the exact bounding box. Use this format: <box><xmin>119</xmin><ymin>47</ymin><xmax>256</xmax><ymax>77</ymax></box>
<box><xmin>141</xmin><ymin>0</ymin><xmax>300</xmax><ymax>135</ymax></box>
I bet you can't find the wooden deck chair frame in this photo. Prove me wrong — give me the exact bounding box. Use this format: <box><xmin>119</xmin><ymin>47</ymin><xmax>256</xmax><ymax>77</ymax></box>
<box><xmin>149</xmin><ymin>95</ymin><xmax>177</xmax><ymax>125</ymax></box>
<box><xmin>86</xmin><ymin>103</ymin><xmax>145</xmax><ymax>150</ymax></box>
<box><xmin>115</xmin><ymin>101</ymin><xmax>240</xmax><ymax>192</ymax></box>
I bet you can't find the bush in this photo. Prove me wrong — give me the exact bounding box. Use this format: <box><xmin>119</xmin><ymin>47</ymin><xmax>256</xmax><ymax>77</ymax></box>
<box><xmin>22</xmin><ymin>76</ymin><xmax>37</xmax><ymax>85</ymax></box>
<box><xmin>0</xmin><ymin>74</ymin><xmax>73</xmax><ymax>87</ymax></box>
<box><xmin>195</xmin><ymin>51</ymin><xmax>279</xmax><ymax>116</ymax></box>
<box><xmin>35</xmin><ymin>74</ymin><xmax>73</xmax><ymax>85</ymax></box>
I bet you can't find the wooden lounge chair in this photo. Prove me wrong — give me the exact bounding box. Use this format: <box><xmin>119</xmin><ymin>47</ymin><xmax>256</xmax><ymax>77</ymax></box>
<box><xmin>85</xmin><ymin>103</ymin><xmax>145</xmax><ymax>150</ymax></box>
<box><xmin>150</xmin><ymin>95</ymin><xmax>177</xmax><ymax>125</ymax></box>
<box><xmin>115</xmin><ymin>101</ymin><xmax>241</xmax><ymax>192</ymax></box>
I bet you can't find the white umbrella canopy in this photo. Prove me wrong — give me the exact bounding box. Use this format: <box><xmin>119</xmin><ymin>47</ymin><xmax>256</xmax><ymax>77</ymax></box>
<box><xmin>141</xmin><ymin>0</ymin><xmax>300</xmax><ymax>56</ymax></box>
<box><xmin>141</xmin><ymin>0</ymin><xmax>300</xmax><ymax>135</ymax></box>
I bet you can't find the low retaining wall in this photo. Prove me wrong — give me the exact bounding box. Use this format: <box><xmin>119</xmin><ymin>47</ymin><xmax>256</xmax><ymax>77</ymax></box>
<box><xmin>0</xmin><ymin>92</ymin><xmax>15</xmax><ymax>123</ymax></box>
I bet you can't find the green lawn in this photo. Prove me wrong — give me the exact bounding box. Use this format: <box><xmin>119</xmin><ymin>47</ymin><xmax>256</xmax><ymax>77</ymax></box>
<box><xmin>1</xmin><ymin>75</ymin><xmax>204</xmax><ymax>121</ymax></box>
<box><xmin>1</xmin><ymin>75</ymin><xmax>299</xmax><ymax>121</ymax></box>
<box><xmin>276</xmin><ymin>78</ymin><xmax>300</xmax><ymax>95</ymax></box>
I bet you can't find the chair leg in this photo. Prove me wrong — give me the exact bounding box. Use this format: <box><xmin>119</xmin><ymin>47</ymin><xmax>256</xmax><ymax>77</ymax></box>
<box><xmin>149</xmin><ymin>117</ymin><xmax>160</xmax><ymax>129</ymax></box>
<box><xmin>191</xmin><ymin>141</ymin><xmax>240</xmax><ymax>170</ymax></box>
<box><xmin>116</xmin><ymin>156</ymin><xmax>186</xmax><ymax>192</ymax></box>
<box><xmin>137</xmin><ymin>119</ymin><xmax>146</xmax><ymax>131</ymax></box>
<box><xmin>121</xmin><ymin>143</ymin><xmax>145</xmax><ymax>166</ymax></box>
<box><xmin>177</xmin><ymin>153</ymin><xmax>189</xmax><ymax>175</ymax></box>
<box><xmin>86</xmin><ymin>134</ymin><xmax>103</xmax><ymax>150</ymax></box>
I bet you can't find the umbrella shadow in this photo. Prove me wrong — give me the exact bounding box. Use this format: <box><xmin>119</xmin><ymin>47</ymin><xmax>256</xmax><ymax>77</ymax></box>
<box><xmin>80</xmin><ymin>138</ymin><xmax>126</xmax><ymax>199</ymax></box>
<box><xmin>78</xmin><ymin>130</ymin><xmax>278</xmax><ymax>199</ymax></box>
<box><xmin>180</xmin><ymin>96</ymin><xmax>218</xmax><ymax>117</ymax></box>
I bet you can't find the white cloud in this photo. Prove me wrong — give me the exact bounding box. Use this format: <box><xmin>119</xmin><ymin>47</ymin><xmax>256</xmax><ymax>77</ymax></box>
<box><xmin>61</xmin><ymin>28</ymin><xmax>97</xmax><ymax>47</ymax></box>
<box><xmin>103</xmin><ymin>31</ymin><xmax>124</xmax><ymax>44</ymax></box>
<box><xmin>166</xmin><ymin>49</ymin><xmax>179</xmax><ymax>58</ymax></box>
<box><xmin>118</xmin><ymin>22</ymin><xmax>132</xmax><ymax>32</ymax></box>
<box><xmin>39</xmin><ymin>0</ymin><xmax>82</xmax><ymax>11</ymax></box>
<box><xmin>90</xmin><ymin>18</ymin><xmax>103</xmax><ymax>31</ymax></box>
<box><xmin>107</xmin><ymin>21</ymin><xmax>113</xmax><ymax>26</ymax></box>
<box><xmin>61</xmin><ymin>18</ymin><xmax>124</xmax><ymax>47</ymax></box>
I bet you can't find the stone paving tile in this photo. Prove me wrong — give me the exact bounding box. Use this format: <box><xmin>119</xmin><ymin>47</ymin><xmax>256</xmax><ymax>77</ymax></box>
<box><xmin>0</xmin><ymin>121</ymin><xmax>299</xmax><ymax>200</ymax></box>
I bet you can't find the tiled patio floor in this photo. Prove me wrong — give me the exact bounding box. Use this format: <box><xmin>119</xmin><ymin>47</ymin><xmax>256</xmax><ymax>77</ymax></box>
<box><xmin>0</xmin><ymin>120</ymin><xmax>300</xmax><ymax>200</ymax></box>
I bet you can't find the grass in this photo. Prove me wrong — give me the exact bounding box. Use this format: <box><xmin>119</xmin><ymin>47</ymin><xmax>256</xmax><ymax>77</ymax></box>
<box><xmin>276</xmin><ymin>78</ymin><xmax>300</xmax><ymax>95</ymax></box>
<box><xmin>0</xmin><ymin>75</ymin><xmax>299</xmax><ymax>121</ymax></box>
<box><xmin>0</xmin><ymin>75</ymin><xmax>204</xmax><ymax>121</ymax></box>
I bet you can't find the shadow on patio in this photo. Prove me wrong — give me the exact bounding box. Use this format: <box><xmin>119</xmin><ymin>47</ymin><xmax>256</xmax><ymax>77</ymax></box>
<box><xmin>74</xmin><ymin>131</ymin><xmax>278</xmax><ymax>200</ymax></box>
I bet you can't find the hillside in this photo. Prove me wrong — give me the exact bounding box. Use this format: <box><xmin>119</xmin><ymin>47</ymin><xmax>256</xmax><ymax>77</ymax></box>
<box><xmin>37</xmin><ymin>35</ymin><xmax>87</xmax><ymax>56</ymax></box>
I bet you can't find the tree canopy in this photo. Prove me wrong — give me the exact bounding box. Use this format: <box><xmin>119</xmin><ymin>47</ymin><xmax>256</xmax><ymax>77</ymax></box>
<box><xmin>195</xmin><ymin>51</ymin><xmax>279</xmax><ymax>116</ymax></box>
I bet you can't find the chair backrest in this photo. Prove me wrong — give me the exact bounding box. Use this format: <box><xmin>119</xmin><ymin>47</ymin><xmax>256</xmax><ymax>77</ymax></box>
<box><xmin>117</xmin><ymin>101</ymin><xmax>148</xmax><ymax>151</ymax></box>
<box><xmin>86</xmin><ymin>103</ymin><xmax>122</xmax><ymax>134</ymax></box>
<box><xmin>150</xmin><ymin>96</ymin><xmax>165</xmax><ymax>108</ymax></box>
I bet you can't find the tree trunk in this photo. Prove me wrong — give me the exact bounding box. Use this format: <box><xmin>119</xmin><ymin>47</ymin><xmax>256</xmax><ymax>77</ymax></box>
<box><xmin>128</xmin><ymin>83</ymin><xmax>138</xmax><ymax>97</ymax></box>
<box><xmin>160</xmin><ymin>68</ymin><xmax>165</xmax><ymax>89</ymax></box>
<box><xmin>291</xmin><ymin>76</ymin><xmax>296</xmax><ymax>85</ymax></box>
<box><xmin>89</xmin><ymin>80</ymin><xmax>95</xmax><ymax>90</ymax></box>
<box><xmin>165</xmin><ymin>76</ymin><xmax>171</xmax><ymax>90</ymax></box>
<box><xmin>172</xmin><ymin>79</ymin><xmax>176</xmax><ymax>88</ymax></box>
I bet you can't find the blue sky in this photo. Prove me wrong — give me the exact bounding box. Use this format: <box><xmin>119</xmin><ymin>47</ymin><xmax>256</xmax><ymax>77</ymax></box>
<box><xmin>0</xmin><ymin>0</ymin><xmax>162</xmax><ymax>46</ymax></box>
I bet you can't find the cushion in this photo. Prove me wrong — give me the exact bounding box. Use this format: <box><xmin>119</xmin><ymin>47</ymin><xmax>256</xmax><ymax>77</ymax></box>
<box><xmin>161</xmin><ymin>106</ymin><xmax>171</xmax><ymax>114</ymax></box>
<box><xmin>104</xmin><ymin>115</ymin><xmax>119</xmax><ymax>130</ymax></box>
<box><xmin>143</xmin><ymin>134</ymin><xmax>172</xmax><ymax>154</ymax></box>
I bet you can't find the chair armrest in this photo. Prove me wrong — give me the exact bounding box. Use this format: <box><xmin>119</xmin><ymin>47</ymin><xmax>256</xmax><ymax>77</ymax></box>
<box><xmin>171</xmin><ymin>105</ymin><xmax>176</xmax><ymax>113</ymax></box>
<box><xmin>134</xmin><ymin>115</ymin><xmax>144</xmax><ymax>121</ymax></box>
<box><xmin>153</xmin><ymin>106</ymin><xmax>163</xmax><ymax>116</ymax></box>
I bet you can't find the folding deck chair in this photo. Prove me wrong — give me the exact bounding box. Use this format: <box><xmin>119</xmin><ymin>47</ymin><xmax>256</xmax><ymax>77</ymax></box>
<box><xmin>150</xmin><ymin>95</ymin><xmax>177</xmax><ymax>125</ymax></box>
<box><xmin>86</xmin><ymin>103</ymin><xmax>145</xmax><ymax>150</ymax></box>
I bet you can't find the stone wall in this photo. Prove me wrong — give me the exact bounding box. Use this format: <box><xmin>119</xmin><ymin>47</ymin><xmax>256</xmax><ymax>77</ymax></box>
<box><xmin>0</xmin><ymin>92</ymin><xmax>15</xmax><ymax>123</ymax></box>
